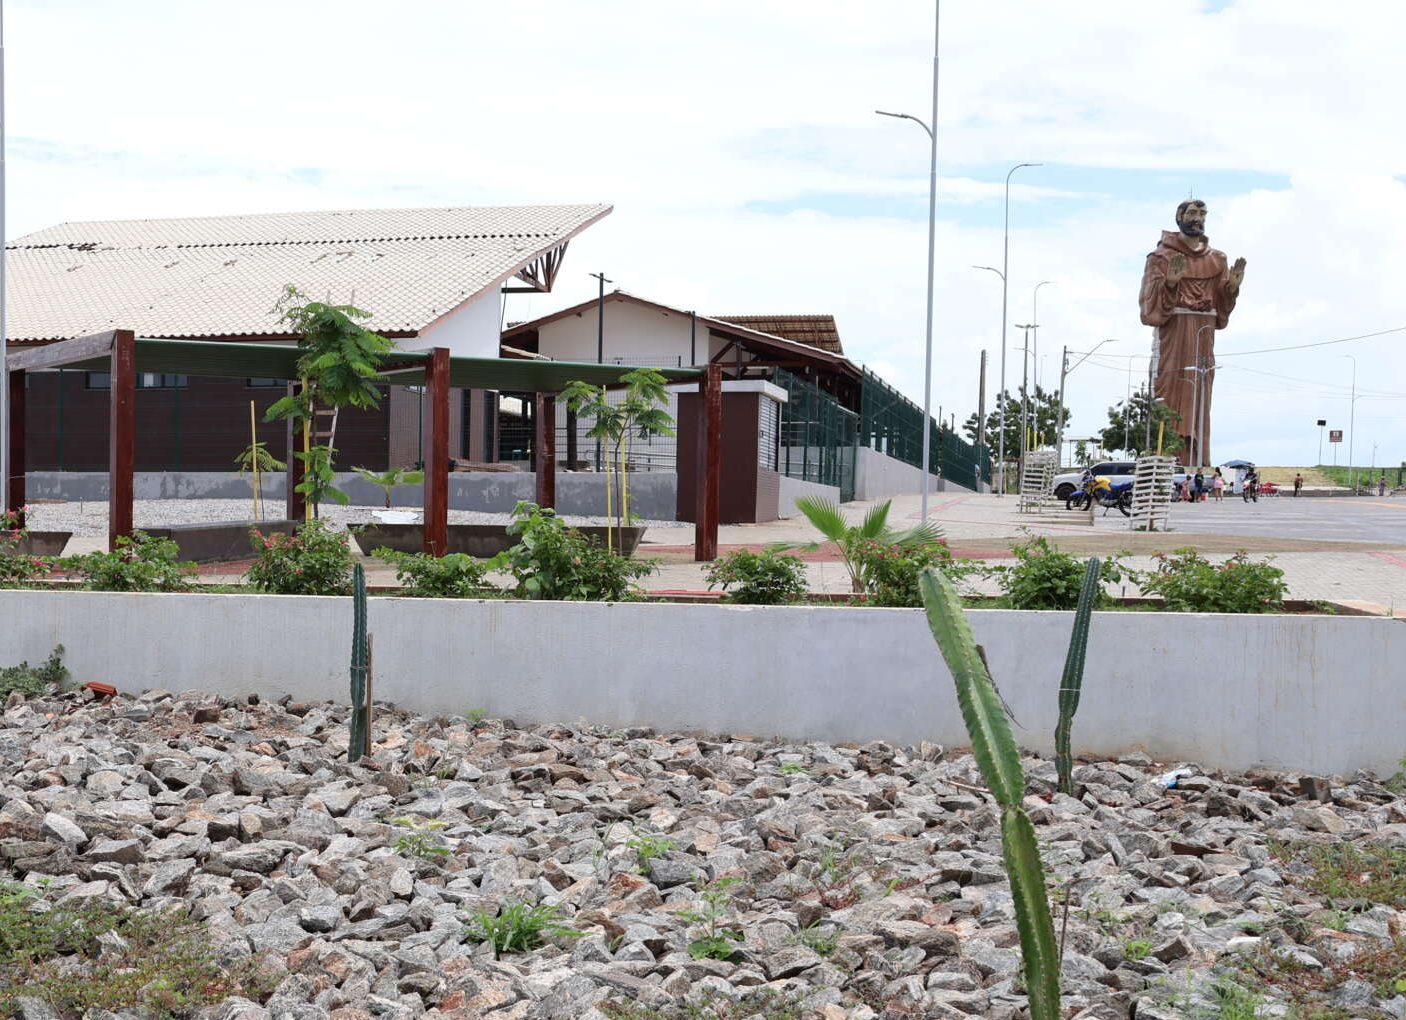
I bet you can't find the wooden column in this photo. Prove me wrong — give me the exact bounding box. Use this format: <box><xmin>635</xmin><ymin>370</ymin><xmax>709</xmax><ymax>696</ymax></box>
<box><xmin>694</xmin><ymin>364</ymin><xmax>722</xmax><ymax>562</ymax></box>
<box><xmin>285</xmin><ymin>382</ymin><xmax>307</xmax><ymax>523</ymax></box>
<box><xmin>534</xmin><ymin>393</ymin><xmax>557</xmax><ymax>509</ymax></box>
<box><xmin>423</xmin><ymin>347</ymin><xmax>450</xmax><ymax>556</ymax></box>
<box><xmin>108</xmin><ymin>329</ymin><xmax>136</xmax><ymax>550</ymax></box>
<box><xmin>6</xmin><ymin>368</ymin><xmax>24</xmax><ymax>527</ymax></box>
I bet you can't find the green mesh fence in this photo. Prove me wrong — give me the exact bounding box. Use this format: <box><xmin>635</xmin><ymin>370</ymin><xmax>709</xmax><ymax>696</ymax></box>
<box><xmin>772</xmin><ymin>369</ymin><xmax>857</xmax><ymax>500</ymax></box>
<box><xmin>859</xmin><ymin>370</ymin><xmax>991</xmax><ymax>492</ymax></box>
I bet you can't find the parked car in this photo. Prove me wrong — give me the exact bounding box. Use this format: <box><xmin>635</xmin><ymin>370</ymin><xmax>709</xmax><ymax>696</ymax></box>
<box><xmin>1052</xmin><ymin>461</ymin><xmax>1189</xmax><ymax>501</ymax></box>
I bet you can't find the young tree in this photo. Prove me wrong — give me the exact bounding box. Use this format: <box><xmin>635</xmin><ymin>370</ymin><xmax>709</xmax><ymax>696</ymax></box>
<box><xmin>1099</xmin><ymin>391</ymin><xmax>1183</xmax><ymax>457</ymax></box>
<box><xmin>962</xmin><ymin>386</ymin><xmax>1067</xmax><ymax>455</ymax></box>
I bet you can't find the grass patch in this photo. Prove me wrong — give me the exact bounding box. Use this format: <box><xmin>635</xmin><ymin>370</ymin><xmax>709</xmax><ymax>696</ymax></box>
<box><xmin>463</xmin><ymin>902</ymin><xmax>582</xmax><ymax>958</ymax></box>
<box><xmin>0</xmin><ymin>646</ymin><xmax>67</xmax><ymax>699</ymax></box>
<box><xmin>1272</xmin><ymin>841</ymin><xmax>1406</xmax><ymax>908</ymax></box>
<box><xmin>0</xmin><ymin>882</ymin><xmax>269</xmax><ymax>1016</ymax></box>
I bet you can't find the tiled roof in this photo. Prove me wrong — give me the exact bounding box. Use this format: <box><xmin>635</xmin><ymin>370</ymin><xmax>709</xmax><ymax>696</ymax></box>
<box><xmin>6</xmin><ymin>204</ymin><xmax>611</xmax><ymax>342</ymax></box>
<box><xmin>714</xmin><ymin>314</ymin><xmax>843</xmax><ymax>354</ymax></box>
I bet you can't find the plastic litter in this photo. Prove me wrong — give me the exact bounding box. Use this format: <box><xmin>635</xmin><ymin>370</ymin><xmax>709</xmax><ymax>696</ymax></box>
<box><xmin>1157</xmin><ymin>767</ymin><xmax>1196</xmax><ymax>789</ymax></box>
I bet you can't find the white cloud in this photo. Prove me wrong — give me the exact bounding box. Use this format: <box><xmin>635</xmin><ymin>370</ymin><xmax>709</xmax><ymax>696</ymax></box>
<box><xmin>8</xmin><ymin>0</ymin><xmax>1406</xmax><ymax>466</ymax></box>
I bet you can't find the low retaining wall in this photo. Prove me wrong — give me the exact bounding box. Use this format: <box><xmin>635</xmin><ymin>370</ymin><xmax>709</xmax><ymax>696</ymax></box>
<box><xmin>777</xmin><ymin>476</ymin><xmax>840</xmax><ymax>518</ymax></box>
<box><xmin>1</xmin><ymin>590</ymin><xmax>1400</xmax><ymax>775</ymax></box>
<box><xmin>25</xmin><ymin>471</ymin><xmax>679</xmax><ymax>520</ymax></box>
<box><xmin>852</xmin><ymin>448</ymin><xmax>979</xmax><ymax>500</ymax></box>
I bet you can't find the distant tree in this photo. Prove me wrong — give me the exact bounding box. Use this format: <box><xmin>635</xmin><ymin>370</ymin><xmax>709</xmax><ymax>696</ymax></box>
<box><xmin>1073</xmin><ymin>440</ymin><xmax>1092</xmax><ymax>467</ymax></box>
<box><xmin>963</xmin><ymin>385</ymin><xmax>1067</xmax><ymax>455</ymax></box>
<box><xmin>1100</xmin><ymin>391</ymin><xmax>1183</xmax><ymax>457</ymax></box>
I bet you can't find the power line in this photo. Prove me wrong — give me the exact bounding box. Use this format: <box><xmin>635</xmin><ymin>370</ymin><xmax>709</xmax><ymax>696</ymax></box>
<box><xmin>1215</xmin><ymin>325</ymin><xmax>1406</xmax><ymax>358</ymax></box>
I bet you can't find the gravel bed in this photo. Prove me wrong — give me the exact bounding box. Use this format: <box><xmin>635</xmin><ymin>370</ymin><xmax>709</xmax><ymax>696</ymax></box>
<box><xmin>3</xmin><ymin>688</ymin><xmax>1405</xmax><ymax>1018</ymax></box>
<box><xmin>25</xmin><ymin>499</ymin><xmax>689</xmax><ymax>538</ymax></box>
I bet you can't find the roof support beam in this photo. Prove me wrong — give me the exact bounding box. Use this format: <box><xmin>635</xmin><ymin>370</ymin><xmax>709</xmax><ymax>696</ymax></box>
<box><xmin>505</xmin><ymin>241</ymin><xmax>570</xmax><ymax>293</ymax></box>
<box><xmin>534</xmin><ymin>393</ymin><xmax>557</xmax><ymax>510</ymax></box>
<box><xmin>694</xmin><ymin>364</ymin><xmax>721</xmax><ymax>562</ymax></box>
<box><xmin>108</xmin><ymin>330</ymin><xmax>136</xmax><ymax>551</ymax></box>
<box><xmin>423</xmin><ymin>347</ymin><xmax>450</xmax><ymax>557</ymax></box>
<box><xmin>7</xmin><ymin>368</ymin><xmax>26</xmax><ymax>528</ymax></box>
<box><xmin>6</xmin><ymin>330</ymin><xmax>117</xmax><ymax>372</ymax></box>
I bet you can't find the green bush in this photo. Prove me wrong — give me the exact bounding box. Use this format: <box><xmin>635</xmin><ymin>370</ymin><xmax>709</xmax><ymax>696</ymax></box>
<box><xmin>68</xmin><ymin>532</ymin><xmax>195</xmax><ymax>592</ymax></box>
<box><xmin>852</xmin><ymin>538</ymin><xmax>980</xmax><ymax>608</ymax></box>
<box><xmin>996</xmin><ymin>536</ymin><xmax>1118</xmax><ymax>610</ymax></box>
<box><xmin>375</xmin><ymin>548</ymin><xmax>495</xmax><ymax>599</ymax></box>
<box><xmin>705</xmin><ymin>548</ymin><xmax>808</xmax><ymax>604</ymax></box>
<box><xmin>0</xmin><ymin>646</ymin><xmax>68</xmax><ymax>699</ymax></box>
<box><xmin>246</xmin><ymin>519</ymin><xmax>353</xmax><ymax>596</ymax></box>
<box><xmin>1138</xmin><ymin>548</ymin><xmax>1286</xmax><ymax>613</ymax></box>
<box><xmin>494</xmin><ymin>502</ymin><xmax>654</xmax><ymax>601</ymax></box>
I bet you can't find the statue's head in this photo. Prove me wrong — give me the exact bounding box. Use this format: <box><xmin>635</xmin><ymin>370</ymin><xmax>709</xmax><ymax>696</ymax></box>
<box><xmin>1176</xmin><ymin>200</ymin><xmax>1207</xmax><ymax>238</ymax></box>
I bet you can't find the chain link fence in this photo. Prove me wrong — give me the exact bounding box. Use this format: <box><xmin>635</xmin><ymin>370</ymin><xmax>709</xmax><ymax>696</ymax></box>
<box><xmin>859</xmin><ymin>370</ymin><xmax>991</xmax><ymax>492</ymax></box>
<box><xmin>772</xmin><ymin>369</ymin><xmax>857</xmax><ymax>500</ymax></box>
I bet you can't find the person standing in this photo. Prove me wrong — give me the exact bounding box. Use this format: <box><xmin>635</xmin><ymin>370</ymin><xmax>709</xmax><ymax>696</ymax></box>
<box><xmin>1193</xmin><ymin>471</ymin><xmax>1206</xmax><ymax>503</ymax></box>
<box><xmin>1380</xmin><ymin>476</ymin><xmax>1388</xmax><ymax>497</ymax></box>
<box><xmin>1294</xmin><ymin>472</ymin><xmax>1303</xmax><ymax>497</ymax></box>
<box><xmin>1212</xmin><ymin>468</ymin><xmax>1225</xmax><ymax>501</ymax></box>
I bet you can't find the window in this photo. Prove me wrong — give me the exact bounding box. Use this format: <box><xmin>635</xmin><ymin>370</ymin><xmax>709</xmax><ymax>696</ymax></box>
<box><xmin>84</xmin><ymin>373</ymin><xmax>187</xmax><ymax>390</ymax></box>
<box><xmin>247</xmin><ymin>378</ymin><xmax>284</xmax><ymax>388</ymax></box>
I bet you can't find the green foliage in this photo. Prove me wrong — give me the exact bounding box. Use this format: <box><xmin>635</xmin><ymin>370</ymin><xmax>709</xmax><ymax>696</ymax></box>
<box><xmin>354</xmin><ymin>465</ymin><xmax>424</xmax><ymax>507</ymax></box>
<box><xmin>294</xmin><ymin>443</ymin><xmax>350</xmax><ymax>509</ymax></box>
<box><xmin>0</xmin><ymin>881</ymin><xmax>269</xmax><ymax>1016</ymax></box>
<box><xmin>1272</xmin><ymin>841</ymin><xmax>1406</xmax><ymax>908</ymax></box>
<box><xmin>1138</xmin><ymin>549</ymin><xmax>1287</xmax><ymax>613</ymax></box>
<box><xmin>1124</xmin><ymin>938</ymin><xmax>1152</xmax><ymax>961</ymax></box>
<box><xmin>705</xmin><ymin>548</ymin><xmax>808</xmax><ymax>605</ymax></box>
<box><xmin>963</xmin><ymin>385</ymin><xmax>1068</xmax><ymax>454</ymax></box>
<box><xmin>246</xmin><ymin>519</ymin><xmax>353</xmax><ymax>596</ymax></box>
<box><xmin>1055</xmin><ymin>557</ymin><xmax>1100</xmax><ymax>796</ymax></box>
<box><xmin>0</xmin><ymin>508</ymin><xmax>47</xmax><ymax>588</ymax></box>
<box><xmin>793</xmin><ymin>922</ymin><xmax>838</xmax><ymax>956</ymax></box>
<box><xmin>626</xmin><ymin>831</ymin><xmax>679</xmax><ymax>873</ymax></box>
<box><xmin>0</xmin><ymin>646</ymin><xmax>68</xmax><ymax>699</ymax></box>
<box><xmin>682</xmin><ymin>877</ymin><xmax>745</xmax><ymax>961</ymax></box>
<box><xmin>997</xmin><ymin>536</ymin><xmax>1119</xmax><ymax>611</ymax></box>
<box><xmin>1211</xmin><ymin>979</ymin><xmax>1265</xmax><ymax>1020</ymax></box>
<box><xmin>69</xmin><ymin>532</ymin><xmax>196</xmax><ymax>592</ymax></box>
<box><xmin>1100</xmin><ymin>390</ymin><xmax>1183</xmax><ymax>457</ymax></box>
<box><xmin>234</xmin><ymin>440</ymin><xmax>285</xmax><ymax>477</ymax></box>
<box><xmin>919</xmin><ymin>568</ymin><xmax>1060</xmax><ymax>1020</ymax></box>
<box><xmin>391</xmin><ymin>817</ymin><xmax>449</xmax><ymax>861</ymax></box>
<box><xmin>264</xmin><ymin>286</ymin><xmax>395</xmax><ymax>421</ymax></box>
<box><xmin>375</xmin><ymin>548</ymin><xmax>494</xmax><ymax>599</ymax></box>
<box><xmin>852</xmin><ymin>537</ymin><xmax>982</xmax><ymax>607</ymax></box>
<box><xmin>464</xmin><ymin>902</ymin><xmax>583</xmax><ymax>958</ymax></box>
<box><xmin>778</xmin><ymin>762</ymin><xmax>809</xmax><ymax>776</ymax></box>
<box><xmin>603</xmin><ymin>987</ymin><xmax>805</xmax><ymax>1020</ymax></box>
<box><xmin>494</xmin><ymin>502</ymin><xmax>654</xmax><ymax>601</ymax></box>
<box><xmin>777</xmin><ymin>497</ymin><xmax>943</xmax><ymax>594</ymax></box>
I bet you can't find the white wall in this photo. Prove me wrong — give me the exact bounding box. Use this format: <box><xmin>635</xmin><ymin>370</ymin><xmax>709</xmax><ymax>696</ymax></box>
<box><xmin>3</xmin><ymin>590</ymin><xmax>1402</xmax><ymax>776</ymax></box>
<box><xmin>418</xmin><ymin>291</ymin><xmax>501</xmax><ymax>358</ymax></box>
<box><xmin>535</xmin><ymin>301</ymin><xmax>699</xmax><ymax>366</ymax></box>
<box><xmin>778</xmin><ymin>476</ymin><xmax>840</xmax><ymax>518</ymax></box>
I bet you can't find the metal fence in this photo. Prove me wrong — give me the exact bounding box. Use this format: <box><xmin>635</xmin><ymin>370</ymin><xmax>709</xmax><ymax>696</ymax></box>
<box><xmin>498</xmin><ymin>389</ymin><xmax>679</xmax><ymax>472</ymax></box>
<box><xmin>772</xmin><ymin>369</ymin><xmax>857</xmax><ymax>500</ymax></box>
<box><xmin>859</xmin><ymin>369</ymin><xmax>991</xmax><ymax>492</ymax></box>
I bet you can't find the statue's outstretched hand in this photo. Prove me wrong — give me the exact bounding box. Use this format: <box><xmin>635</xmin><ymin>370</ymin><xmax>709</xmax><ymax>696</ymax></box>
<box><xmin>1166</xmin><ymin>253</ymin><xmax>1187</xmax><ymax>287</ymax></box>
<box><xmin>1228</xmin><ymin>257</ymin><xmax>1247</xmax><ymax>292</ymax></box>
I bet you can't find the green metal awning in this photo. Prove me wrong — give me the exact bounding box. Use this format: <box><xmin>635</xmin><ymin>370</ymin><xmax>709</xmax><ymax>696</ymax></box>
<box><xmin>13</xmin><ymin>336</ymin><xmax>703</xmax><ymax>390</ymax></box>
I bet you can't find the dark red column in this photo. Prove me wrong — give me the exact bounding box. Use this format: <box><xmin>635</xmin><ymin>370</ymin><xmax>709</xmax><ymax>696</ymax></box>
<box><xmin>423</xmin><ymin>348</ymin><xmax>450</xmax><ymax>556</ymax></box>
<box><xmin>285</xmin><ymin>382</ymin><xmax>307</xmax><ymax>523</ymax></box>
<box><xmin>534</xmin><ymin>393</ymin><xmax>557</xmax><ymax>509</ymax></box>
<box><xmin>108</xmin><ymin>330</ymin><xmax>136</xmax><ymax>550</ymax></box>
<box><xmin>694</xmin><ymin>364</ymin><xmax>721</xmax><ymax>562</ymax></box>
<box><xmin>6</xmin><ymin>368</ymin><xmax>24</xmax><ymax>527</ymax></box>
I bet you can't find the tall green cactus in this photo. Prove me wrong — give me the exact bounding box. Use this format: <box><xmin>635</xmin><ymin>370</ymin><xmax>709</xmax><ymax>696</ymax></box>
<box><xmin>349</xmin><ymin>562</ymin><xmax>369</xmax><ymax>763</ymax></box>
<box><xmin>1055</xmin><ymin>556</ymin><xmax>1100</xmax><ymax>797</ymax></box>
<box><xmin>919</xmin><ymin>568</ymin><xmax>1061</xmax><ymax>1020</ymax></box>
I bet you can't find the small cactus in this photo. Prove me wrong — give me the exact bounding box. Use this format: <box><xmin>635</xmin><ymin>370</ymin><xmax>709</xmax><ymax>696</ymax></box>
<box><xmin>349</xmin><ymin>562</ymin><xmax>369</xmax><ymax>763</ymax></box>
<box><xmin>1055</xmin><ymin>557</ymin><xmax>1100</xmax><ymax>796</ymax></box>
<box><xmin>920</xmin><ymin>567</ymin><xmax>1061</xmax><ymax>1020</ymax></box>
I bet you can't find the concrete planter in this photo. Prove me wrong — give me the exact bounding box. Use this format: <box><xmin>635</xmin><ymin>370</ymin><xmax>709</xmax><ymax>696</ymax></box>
<box><xmin>3</xmin><ymin>531</ymin><xmax>72</xmax><ymax>556</ymax></box>
<box><xmin>144</xmin><ymin>521</ymin><xmax>298</xmax><ymax>562</ymax></box>
<box><xmin>1</xmin><ymin>589</ymin><xmax>1402</xmax><ymax>775</ymax></box>
<box><xmin>351</xmin><ymin>523</ymin><xmax>648</xmax><ymax>557</ymax></box>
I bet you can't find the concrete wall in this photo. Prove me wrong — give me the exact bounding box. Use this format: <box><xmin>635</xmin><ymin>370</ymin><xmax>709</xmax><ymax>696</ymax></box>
<box><xmin>778</xmin><ymin>476</ymin><xmax>841</xmax><ymax>518</ymax></box>
<box><xmin>25</xmin><ymin>471</ymin><xmax>679</xmax><ymax>520</ymax></box>
<box><xmin>418</xmin><ymin>292</ymin><xmax>502</xmax><ymax>359</ymax></box>
<box><xmin>2</xmin><ymin>590</ymin><xmax>1401</xmax><ymax>775</ymax></box>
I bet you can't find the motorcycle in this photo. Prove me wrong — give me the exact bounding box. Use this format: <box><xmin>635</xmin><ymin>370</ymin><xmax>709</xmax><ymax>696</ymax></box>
<box><xmin>1243</xmin><ymin>479</ymin><xmax>1259</xmax><ymax>503</ymax></box>
<box><xmin>1066</xmin><ymin>475</ymin><xmax>1133</xmax><ymax>517</ymax></box>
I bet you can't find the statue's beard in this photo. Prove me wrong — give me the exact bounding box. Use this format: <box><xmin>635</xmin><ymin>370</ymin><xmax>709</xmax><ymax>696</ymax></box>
<box><xmin>1177</xmin><ymin>221</ymin><xmax>1205</xmax><ymax>238</ymax></box>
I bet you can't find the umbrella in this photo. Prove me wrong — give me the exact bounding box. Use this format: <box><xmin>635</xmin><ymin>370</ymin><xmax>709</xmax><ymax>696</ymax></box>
<box><xmin>1220</xmin><ymin>459</ymin><xmax>1255</xmax><ymax>468</ymax></box>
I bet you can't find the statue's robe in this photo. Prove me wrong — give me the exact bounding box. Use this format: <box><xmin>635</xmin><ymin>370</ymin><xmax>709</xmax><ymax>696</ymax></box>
<box><xmin>1138</xmin><ymin>230</ymin><xmax>1238</xmax><ymax>464</ymax></box>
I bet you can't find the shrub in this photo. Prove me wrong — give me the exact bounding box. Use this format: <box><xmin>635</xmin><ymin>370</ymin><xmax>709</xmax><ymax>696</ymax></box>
<box><xmin>69</xmin><ymin>532</ymin><xmax>195</xmax><ymax>592</ymax></box>
<box><xmin>0</xmin><ymin>511</ymin><xmax>49</xmax><ymax>588</ymax></box>
<box><xmin>705</xmin><ymin>548</ymin><xmax>808</xmax><ymax>604</ymax></box>
<box><xmin>246</xmin><ymin>519</ymin><xmax>353</xmax><ymax>596</ymax></box>
<box><xmin>1138</xmin><ymin>548</ymin><xmax>1286</xmax><ymax>613</ymax></box>
<box><xmin>996</xmin><ymin>536</ymin><xmax>1119</xmax><ymax>610</ymax></box>
<box><xmin>494</xmin><ymin>502</ymin><xmax>654</xmax><ymax>601</ymax></box>
<box><xmin>375</xmin><ymin>548</ymin><xmax>495</xmax><ymax>599</ymax></box>
<box><xmin>0</xmin><ymin>646</ymin><xmax>68</xmax><ymax>699</ymax></box>
<box><xmin>852</xmin><ymin>538</ymin><xmax>982</xmax><ymax>608</ymax></box>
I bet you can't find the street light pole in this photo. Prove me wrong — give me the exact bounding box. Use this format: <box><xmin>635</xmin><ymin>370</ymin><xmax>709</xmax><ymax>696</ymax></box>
<box><xmin>1055</xmin><ymin>337</ymin><xmax>1118</xmax><ymax>463</ymax></box>
<box><xmin>1031</xmin><ymin>280</ymin><xmax>1052</xmax><ymax>397</ymax></box>
<box><xmin>995</xmin><ymin>162</ymin><xmax>1040</xmax><ymax>493</ymax></box>
<box><xmin>1343</xmin><ymin>354</ymin><xmax>1358</xmax><ymax>492</ymax></box>
<box><xmin>874</xmin><ymin>1</ymin><xmax>939</xmax><ymax>519</ymax></box>
<box><xmin>1014</xmin><ymin>323</ymin><xmax>1035</xmax><ymax>467</ymax></box>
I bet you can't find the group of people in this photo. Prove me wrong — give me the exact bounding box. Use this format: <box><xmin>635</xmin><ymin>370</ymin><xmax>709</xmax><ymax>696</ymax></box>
<box><xmin>1176</xmin><ymin>466</ymin><xmax>1237</xmax><ymax>502</ymax></box>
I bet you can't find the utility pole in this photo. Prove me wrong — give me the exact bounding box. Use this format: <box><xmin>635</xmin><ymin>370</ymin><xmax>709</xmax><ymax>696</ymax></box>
<box><xmin>1014</xmin><ymin>323</ymin><xmax>1035</xmax><ymax>465</ymax></box>
<box><xmin>0</xmin><ymin>4</ymin><xmax>8</xmax><ymax>515</ymax></box>
<box><xmin>976</xmin><ymin>349</ymin><xmax>987</xmax><ymax>475</ymax></box>
<box><xmin>588</xmin><ymin>271</ymin><xmax>612</xmax><ymax>471</ymax></box>
<box><xmin>1316</xmin><ymin>418</ymin><xmax>1326</xmax><ymax>466</ymax></box>
<box><xmin>1344</xmin><ymin>354</ymin><xmax>1357</xmax><ymax>492</ymax></box>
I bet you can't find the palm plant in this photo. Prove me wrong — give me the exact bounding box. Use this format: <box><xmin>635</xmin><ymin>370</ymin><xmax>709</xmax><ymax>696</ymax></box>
<box><xmin>776</xmin><ymin>496</ymin><xmax>943</xmax><ymax>593</ymax></box>
<box><xmin>354</xmin><ymin>466</ymin><xmax>425</xmax><ymax>508</ymax></box>
<box><xmin>234</xmin><ymin>441</ymin><xmax>286</xmax><ymax>521</ymax></box>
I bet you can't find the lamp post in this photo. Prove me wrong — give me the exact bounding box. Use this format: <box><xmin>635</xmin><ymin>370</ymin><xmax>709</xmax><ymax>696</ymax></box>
<box><xmin>875</xmin><ymin>3</ymin><xmax>939</xmax><ymax>520</ymax></box>
<box><xmin>1183</xmin><ymin>360</ymin><xmax>1221</xmax><ymax>469</ymax></box>
<box><xmin>1013</xmin><ymin>323</ymin><xmax>1035</xmax><ymax>468</ymax></box>
<box><xmin>1055</xmin><ymin>338</ymin><xmax>1118</xmax><ymax>463</ymax></box>
<box><xmin>1031</xmin><ymin>280</ymin><xmax>1052</xmax><ymax>396</ymax></box>
<box><xmin>1316</xmin><ymin>418</ymin><xmax>1327</xmax><ymax>466</ymax></box>
<box><xmin>1343</xmin><ymin>354</ymin><xmax>1358</xmax><ymax>492</ymax></box>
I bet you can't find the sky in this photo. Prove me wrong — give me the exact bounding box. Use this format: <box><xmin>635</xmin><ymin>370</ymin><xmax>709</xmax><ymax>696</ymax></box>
<box><xmin>9</xmin><ymin>0</ymin><xmax>1406</xmax><ymax>469</ymax></box>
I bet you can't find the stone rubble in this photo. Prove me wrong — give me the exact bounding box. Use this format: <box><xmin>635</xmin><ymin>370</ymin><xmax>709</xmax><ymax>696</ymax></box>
<box><xmin>2</xmin><ymin>687</ymin><xmax>1404</xmax><ymax>1019</ymax></box>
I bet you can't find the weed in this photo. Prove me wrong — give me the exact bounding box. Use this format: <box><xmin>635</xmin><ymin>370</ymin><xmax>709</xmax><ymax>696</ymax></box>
<box><xmin>1210</xmin><ymin>979</ymin><xmax>1264</xmax><ymax>1020</ymax></box>
<box><xmin>0</xmin><ymin>645</ymin><xmax>68</xmax><ymax>699</ymax></box>
<box><xmin>465</xmin><ymin>708</ymin><xmax>489</xmax><ymax>724</ymax></box>
<box><xmin>1384</xmin><ymin>756</ymin><xmax>1406</xmax><ymax>795</ymax></box>
<box><xmin>0</xmin><ymin>882</ymin><xmax>270</xmax><ymax>1015</ymax></box>
<box><xmin>625</xmin><ymin>831</ymin><xmax>678</xmax><ymax>873</ymax></box>
<box><xmin>391</xmin><ymin>817</ymin><xmax>450</xmax><ymax>861</ymax></box>
<box><xmin>793</xmin><ymin>922</ymin><xmax>838</xmax><ymax>956</ymax></box>
<box><xmin>463</xmin><ymin>902</ymin><xmax>583</xmax><ymax>958</ymax></box>
<box><xmin>811</xmin><ymin>844</ymin><xmax>863</xmax><ymax>909</ymax></box>
<box><xmin>1124</xmin><ymin>938</ymin><xmax>1153</xmax><ymax>961</ymax></box>
<box><xmin>778</xmin><ymin>762</ymin><xmax>809</xmax><ymax>776</ymax></box>
<box><xmin>681</xmin><ymin>877</ymin><xmax>744</xmax><ymax>961</ymax></box>
<box><xmin>602</xmin><ymin>986</ymin><xmax>804</xmax><ymax>1020</ymax></box>
<box><xmin>1272</xmin><ymin>841</ymin><xmax>1406</xmax><ymax>908</ymax></box>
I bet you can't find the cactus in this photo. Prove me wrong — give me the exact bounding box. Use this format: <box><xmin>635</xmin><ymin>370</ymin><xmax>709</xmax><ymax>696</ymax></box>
<box><xmin>919</xmin><ymin>568</ymin><xmax>1061</xmax><ymax>1020</ymax></box>
<box><xmin>1055</xmin><ymin>556</ymin><xmax>1100</xmax><ymax>797</ymax></box>
<box><xmin>349</xmin><ymin>562</ymin><xmax>369</xmax><ymax>763</ymax></box>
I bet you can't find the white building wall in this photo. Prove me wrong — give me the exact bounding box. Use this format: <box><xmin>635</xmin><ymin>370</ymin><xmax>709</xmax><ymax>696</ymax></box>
<box><xmin>417</xmin><ymin>291</ymin><xmax>501</xmax><ymax>358</ymax></box>
<box><xmin>533</xmin><ymin>300</ymin><xmax>699</xmax><ymax>367</ymax></box>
